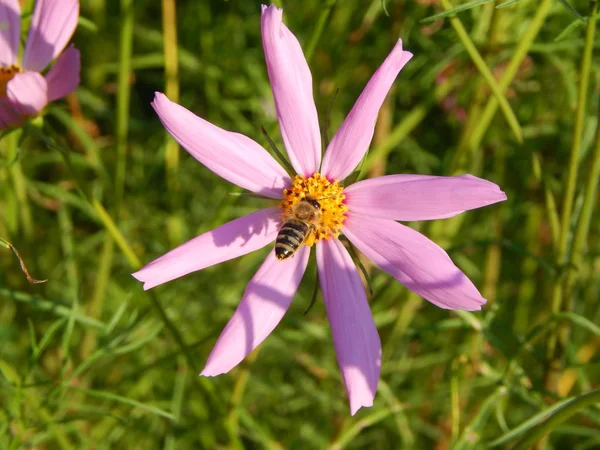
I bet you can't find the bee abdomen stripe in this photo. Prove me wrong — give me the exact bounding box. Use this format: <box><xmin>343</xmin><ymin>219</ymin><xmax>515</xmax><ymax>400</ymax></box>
<box><xmin>275</xmin><ymin>242</ymin><xmax>296</xmax><ymax>252</ymax></box>
<box><xmin>284</xmin><ymin>220</ymin><xmax>309</xmax><ymax>234</ymax></box>
<box><xmin>280</xmin><ymin>227</ymin><xmax>305</xmax><ymax>242</ymax></box>
<box><xmin>276</xmin><ymin>233</ymin><xmax>302</xmax><ymax>248</ymax></box>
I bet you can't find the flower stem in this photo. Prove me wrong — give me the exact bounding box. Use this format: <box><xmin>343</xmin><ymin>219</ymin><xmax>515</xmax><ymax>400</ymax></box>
<box><xmin>452</xmin><ymin>0</ymin><xmax>554</xmax><ymax>169</ymax></box>
<box><xmin>115</xmin><ymin>0</ymin><xmax>135</xmax><ymax>213</ymax></box>
<box><xmin>567</xmin><ymin>96</ymin><xmax>600</xmax><ymax>302</ymax></box>
<box><xmin>304</xmin><ymin>0</ymin><xmax>337</xmax><ymax>62</ymax></box>
<box><xmin>440</xmin><ymin>0</ymin><xmax>522</xmax><ymax>144</ymax></box>
<box><xmin>162</xmin><ymin>0</ymin><xmax>181</xmax><ymax>195</ymax></box>
<box><xmin>6</xmin><ymin>131</ymin><xmax>33</xmax><ymax>239</ymax></box>
<box><xmin>545</xmin><ymin>1</ymin><xmax>598</xmax><ymax>393</ymax></box>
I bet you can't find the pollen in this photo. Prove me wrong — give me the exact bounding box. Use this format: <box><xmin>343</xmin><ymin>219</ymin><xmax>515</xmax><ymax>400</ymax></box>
<box><xmin>280</xmin><ymin>173</ymin><xmax>348</xmax><ymax>246</ymax></box>
<box><xmin>0</xmin><ymin>65</ymin><xmax>22</xmax><ymax>97</ymax></box>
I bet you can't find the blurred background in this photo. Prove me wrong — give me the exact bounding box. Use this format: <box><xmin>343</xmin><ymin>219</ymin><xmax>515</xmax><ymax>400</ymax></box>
<box><xmin>1</xmin><ymin>0</ymin><xmax>599</xmax><ymax>448</ymax></box>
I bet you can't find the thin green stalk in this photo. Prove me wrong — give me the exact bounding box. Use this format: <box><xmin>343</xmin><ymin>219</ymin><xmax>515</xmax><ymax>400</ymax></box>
<box><xmin>450</xmin><ymin>357</ymin><xmax>461</xmax><ymax>444</ymax></box>
<box><xmin>58</xmin><ymin>206</ymin><xmax>79</xmax><ymax>380</ymax></box>
<box><xmin>556</xmin><ymin>3</ymin><xmax>598</xmax><ymax>268</ymax></box>
<box><xmin>115</xmin><ymin>0</ymin><xmax>135</xmax><ymax>212</ymax></box>
<box><xmin>92</xmin><ymin>200</ymin><xmax>141</xmax><ymax>269</ymax></box>
<box><xmin>145</xmin><ymin>290</ymin><xmax>225</xmax><ymax>415</ymax></box>
<box><xmin>226</xmin><ymin>349</ymin><xmax>260</xmax><ymax>450</ymax></box>
<box><xmin>81</xmin><ymin>236</ymin><xmax>114</xmax><ymax>359</ymax></box>
<box><xmin>457</xmin><ymin>0</ymin><xmax>553</xmax><ymax>163</ymax></box>
<box><xmin>162</xmin><ymin>0</ymin><xmax>180</xmax><ymax>194</ymax></box>
<box><xmin>482</xmin><ymin>145</ymin><xmax>506</xmax><ymax>303</ymax></box>
<box><xmin>164</xmin><ymin>356</ymin><xmax>186</xmax><ymax>450</ymax></box>
<box><xmin>0</xmin><ymin>288</ymin><xmax>105</xmax><ymax>330</ymax></box>
<box><xmin>563</xmin><ymin>94</ymin><xmax>600</xmax><ymax>315</ymax></box>
<box><xmin>546</xmin><ymin>2</ymin><xmax>598</xmax><ymax>392</ymax></box>
<box><xmin>440</xmin><ymin>0</ymin><xmax>523</xmax><ymax>144</ymax></box>
<box><xmin>512</xmin><ymin>389</ymin><xmax>600</xmax><ymax>450</ymax></box>
<box><xmin>304</xmin><ymin>0</ymin><xmax>337</xmax><ymax>62</ymax></box>
<box><xmin>532</xmin><ymin>152</ymin><xmax>560</xmax><ymax>246</ymax></box>
<box><xmin>7</xmin><ymin>131</ymin><xmax>33</xmax><ymax>239</ymax></box>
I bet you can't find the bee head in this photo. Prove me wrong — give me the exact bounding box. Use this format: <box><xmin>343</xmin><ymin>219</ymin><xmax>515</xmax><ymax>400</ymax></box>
<box><xmin>307</xmin><ymin>198</ymin><xmax>321</xmax><ymax>209</ymax></box>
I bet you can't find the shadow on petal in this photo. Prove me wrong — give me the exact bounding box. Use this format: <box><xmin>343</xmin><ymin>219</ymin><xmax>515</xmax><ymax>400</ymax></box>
<box><xmin>201</xmin><ymin>248</ymin><xmax>310</xmax><ymax>376</ymax></box>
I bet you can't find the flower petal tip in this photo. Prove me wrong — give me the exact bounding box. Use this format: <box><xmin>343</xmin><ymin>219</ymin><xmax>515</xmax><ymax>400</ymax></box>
<box><xmin>130</xmin><ymin>271</ymin><xmax>153</xmax><ymax>291</ymax></box>
<box><xmin>350</xmin><ymin>398</ymin><xmax>374</xmax><ymax>416</ymax></box>
<box><xmin>465</xmin><ymin>297</ymin><xmax>487</xmax><ymax>311</ymax></box>
<box><xmin>261</xmin><ymin>4</ymin><xmax>281</xmax><ymax>15</ymax></box>
<box><xmin>392</xmin><ymin>39</ymin><xmax>413</xmax><ymax>60</ymax></box>
<box><xmin>200</xmin><ymin>363</ymin><xmax>227</xmax><ymax>377</ymax></box>
<box><xmin>151</xmin><ymin>91</ymin><xmax>167</xmax><ymax>108</ymax></box>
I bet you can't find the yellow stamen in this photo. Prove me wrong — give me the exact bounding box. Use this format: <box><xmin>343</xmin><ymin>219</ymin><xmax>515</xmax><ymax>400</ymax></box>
<box><xmin>0</xmin><ymin>65</ymin><xmax>22</xmax><ymax>97</ymax></box>
<box><xmin>280</xmin><ymin>173</ymin><xmax>348</xmax><ymax>246</ymax></box>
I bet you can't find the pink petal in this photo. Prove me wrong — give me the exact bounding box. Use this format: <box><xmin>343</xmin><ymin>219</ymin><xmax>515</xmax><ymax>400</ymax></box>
<box><xmin>45</xmin><ymin>45</ymin><xmax>80</xmax><ymax>101</ymax></box>
<box><xmin>22</xmin><ymin>0</ymin><xmax>79</xmax><ymax>72</ymax></box>
<box><xmin>0</xmin><ymin>0</ymin><xmax>20</xmax><ymax>65</ymax></box>
<box><xmin>317</xmin><ymin>238</ymin><xmax>381</xmax><ymax>415</ymax></box>
<box><xmin>345</xmin><ymin>174</ymin><xmax>507</xmax><ymax>221</ymax></box>
<box><xmin>261</xmin><ymin>4</ymin><xmax>321</xmax><ymax>177</ymax></box>
<box><xmin>152</xmin><ymin>92</ymin><xmax>290</xmax><ymax>199</ymax></box>
<box><xmin>132</xmin><ymin>207</ymin><xmax>282</xmax><ymax>290</ymax></box>
<box><xmin>343</xmin><ymin>213</ymin><xmax>486</xmax><ymax>310</ymax></box>
<box><xmin>321</xmin><ymin>40</ymin><xmax>413</xmax><ymax>181</ymax></box>
<box><xmin>6</xmin><ymin>71</ymin><xmax>48</xmax><ymax>116</ymax></box>
<box><xmin>201</xmin><ymin>246</ymin><xmax>309</xmax><ymax>376</ymax></box>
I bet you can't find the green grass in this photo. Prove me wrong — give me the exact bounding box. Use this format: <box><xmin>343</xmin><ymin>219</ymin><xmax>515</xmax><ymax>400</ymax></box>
<box><xmin>1</xmin><ymin>0</ymin><xmax>600</xmax><ymax>448</ymax></box>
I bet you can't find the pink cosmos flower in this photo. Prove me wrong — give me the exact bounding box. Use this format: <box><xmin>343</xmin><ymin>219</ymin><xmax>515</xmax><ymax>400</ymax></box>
<box><xmin>133</xmin><ymin>5</ymin><xmax>507</xmax><ymax>415</ymax></box>
<box><xmin>0</xmin><ymin>0</ymin><xmax>80</xmax><ymax>129</ymax></box>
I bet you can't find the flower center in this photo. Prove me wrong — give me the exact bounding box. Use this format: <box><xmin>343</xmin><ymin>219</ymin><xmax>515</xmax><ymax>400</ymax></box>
<box><xmin>0</xmin><ymin>65</ymin><xmax>21</xmax><ymax>97</ymax></box>
<box><xmin>280</xmin><ymin>173</ymin><xmax>348</xmax><ymax>247</ymax></box>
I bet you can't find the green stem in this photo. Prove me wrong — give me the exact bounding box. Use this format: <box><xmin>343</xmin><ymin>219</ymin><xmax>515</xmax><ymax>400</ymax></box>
<box><xmin>162</xmin><ymin>0</ymin><xmax>180</xmax><ymax>195</ymax></box>
<box><xmin>0</xmin><ymin>288</ymin><xmax>105</xmax><ymax>330</ymax></box>
<box><xmin>512</xmin><ymin>389</ymin><xmax>600</xmax><ymax>450</ymax></box>
<box><xmin>532</xmin><ymin>152</ymin><xmax>560</xmax><ymax>247</ymax></box>
<box><xmin>92</xmin><ymin>199</ymin><xmax>141</xmax><ymax>269</ymax></box>
<box><xmin>440</xmin><ymin>0</ymin><xmax>522</xmax><ymax>144</ymax></box>
<box><xmin>304</xmin><ymin>0</ymin><xmax>337</xmax><ymax>62</ymax></box>
<box><xmin>58</xmin><ymin>206</ymin><xmax>79</xmax><ymax>380</ymax></box>
<box><xmin>556</xmin><ymin>3</ymin><xmax>598</xmax><ymax>268</ymax></box>
<box><xmin>82</xmin><ymin>235</ymin><xmax>114</xmax><ymax>359</ymax></box>
<box><xmin>461</xmin><ymin>0</ymin><xmax>553</xmax><ymax>159</ymax></box>
<box><xmin>115</xmin><ymin>0</ymin><xmax>135</xmax><ymax>212</ymax></box>
<box><xmin>7</xmin><ymin>131</ymin><xmax>33</xmax><ymax>239</ymax></box>
<box><xmin>567</xmin><ymin>99</ymin><xmax>600</xmax><ymax>290</ymax></box>
<box><xmin>546</xmin><ymin>1</ymin><xmax>598</xmax><ymax>391</ymax></box>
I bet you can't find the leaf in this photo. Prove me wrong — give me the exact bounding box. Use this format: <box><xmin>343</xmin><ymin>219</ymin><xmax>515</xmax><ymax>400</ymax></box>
<box><xmin>68</xmin><ymin>386</ymin><xmax>176</xmax><ymax>421</ymax></box>
<box><xmin>554</xmin><ymin>19</ymin><xmax>584</xmax><ymax>42</ymax></box>
<box><xmin>421</xmin><ymin>0</ymin><xmax>495</xmax><ymax>23</ymax></box>
<box><xmin>495</xmin><ymin>0</ymin><xmax>523</xmax><ymax>8</ymax></box>
<box><xmin>555</xmin><ymin>312</ymin><xmax>600</xmax><ymax>337</ymax></box>
<box><xmin>488</xmin><ymin>394</ymin><xmax>578</xmax><ymax>447</ymax></box>
<box><xmin>440</xmin><ymin>0</ymin><xmax>523</xmax><ymax>143</ymax></box>
<box><xmin>556</xmin><ymin>0</ymin><xmax>584</xmax><ymax>20</ymax></box>
<box><xmin>512</xmin><ymin>389</ymin><xmax>600</xmax><ymax>450</ymax></box>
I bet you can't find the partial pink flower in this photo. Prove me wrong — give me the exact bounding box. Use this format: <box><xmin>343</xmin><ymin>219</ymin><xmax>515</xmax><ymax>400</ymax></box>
<box><xmin>133</xmin><ymin>4</ymin><xmax>507</xmax><ymax>415</ymax></box>
<box><xmin>0</xmin><ymin>0</ymin><xmax>80</xmax><ymax>130</ymax></box>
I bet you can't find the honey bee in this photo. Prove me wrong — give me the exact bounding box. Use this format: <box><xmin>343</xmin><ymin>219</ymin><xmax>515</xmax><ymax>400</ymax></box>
<box><xmin>275</xmin><ymin>196</ymin><xmax>322</xmax><ymax>260</ymax></box>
